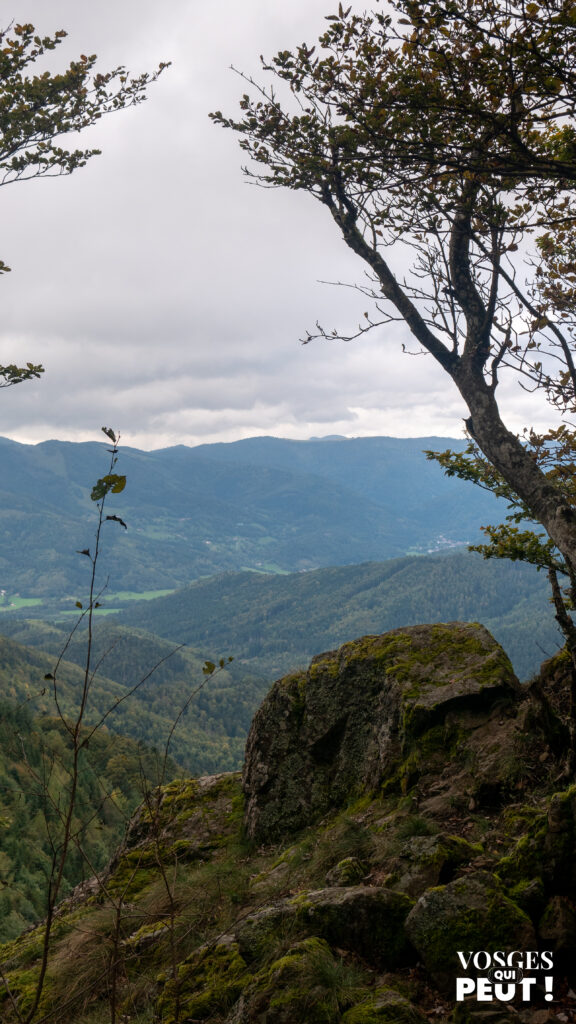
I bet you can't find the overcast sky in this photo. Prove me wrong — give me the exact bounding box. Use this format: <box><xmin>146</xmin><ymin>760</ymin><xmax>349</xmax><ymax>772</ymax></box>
<box><xmin>0</xmin><ymin>1</ymin><xmax>555</xmax><ymax>450</ymax></box>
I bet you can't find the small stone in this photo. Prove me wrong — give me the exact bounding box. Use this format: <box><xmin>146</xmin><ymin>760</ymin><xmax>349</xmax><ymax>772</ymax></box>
<box><xmin>539</xmin><ymin>894</ymin><xmax>576</xmax><ymax>952</ymax></box>
<box><xmin>325</xmin><ymin>856</ymin><xmax>367</xmax><ymax>886</ymax></box>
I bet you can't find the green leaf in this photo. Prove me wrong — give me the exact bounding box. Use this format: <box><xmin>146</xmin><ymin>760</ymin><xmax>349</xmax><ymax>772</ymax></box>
<box><xmin>90</xmin><ymin>474</ymin><xmax>127</xmax><ymax>501</ymax></box>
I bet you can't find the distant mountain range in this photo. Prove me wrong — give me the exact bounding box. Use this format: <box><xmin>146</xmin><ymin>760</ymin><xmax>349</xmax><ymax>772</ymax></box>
<box><xmin>0</xmin><ymin>433</ymin><xmax>507</xmax><ymax>600</ymax></box>
<box><xmin>0</xmin><ymin>432</ymin><xmax>563</xmax><ymax>776</ymax></box>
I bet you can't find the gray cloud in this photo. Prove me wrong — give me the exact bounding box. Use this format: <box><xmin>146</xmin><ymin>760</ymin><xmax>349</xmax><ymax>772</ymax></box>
<box><xmin>0</xmin><ymin>0</ymin><xmax>558</xmax><ymax>449</ymax></box>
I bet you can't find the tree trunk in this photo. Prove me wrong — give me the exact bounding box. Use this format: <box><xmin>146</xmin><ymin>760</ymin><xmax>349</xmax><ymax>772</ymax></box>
<box><xmin>455</xmin><ymin>364</ymin><xmax>576</xmax><ymax>570</ymax></box>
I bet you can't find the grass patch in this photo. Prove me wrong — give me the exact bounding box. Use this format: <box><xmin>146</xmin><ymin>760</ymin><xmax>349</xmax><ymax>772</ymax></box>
<box><xmin>0</xmin><ymin>596</ymin><xmax>44</xmax><ymax>611</ymax></box>
<box><xmin>57</xmin><ymin>607</ymin><xmax>122</xmax><ymax>617</ymax></box>
<box><xmin>52</xmin><ymin>589</ymin><xmax>176</xmax><ymax>617</ymax></box>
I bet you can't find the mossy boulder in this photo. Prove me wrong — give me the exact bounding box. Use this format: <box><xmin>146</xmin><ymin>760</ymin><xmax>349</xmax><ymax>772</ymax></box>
<box><xmin>231</xmin><ymin>937</ymin><xmax>367</xmax><ymax>1024</ymax></box>
<box><xmin>234</xmin><ymin>902</ymin><xmax>299</xmax><ymax>963</ymax></box>
<box><xmin>389</xmin><ymin>833</ymin><xmax>482</xmax><ymax>898</ymax></box>
<box><xmin>495</xmin><ymin>813</ymin><xmax>548</xmax><ymax>892</ymax></box>
<box><xmin>497</xmin><ymin>784</ymin><xmax>576</xmax><ymax>901</ymax></box>
<box><xmin>405</xmin><ymin>871</ymin><xmax>535</xmax><ymax>991</ymax></box>
<box><xmin>508</xmin><ymin>877</ymin><xmax>546</xmax><ymax>919</ymax></box>
<box><xmin>295</xmin><ymin>886</ymin><xmax>415</xmax><ymax>967</ymax></box>
<box><xmin>156</xmin><ymin>939</ymin><xmax>251</xmax><ymax>1023</ymax></box>
<box><xmin>234</xmin><ymin>886</ymin><xmax>413</xmax><ymax>969</ymax></box>
<box><xmin>342</xmin><ymin>987</ymin><xmax>427</xmax><ymax>1024</ymax></box>
<box><xmin>243</xmin><ymin>623</ymin><xmax>519</xmax><ymax>843</ymax></box>
<box><xmin>326</xmin><ymin>856</ymin><xmax>368</xmax><ymax>887</ymax></box>
<box><xmin>108</xmin><ymin>772</ymin><xmax>242</xmax><ymax>894</ymax></box>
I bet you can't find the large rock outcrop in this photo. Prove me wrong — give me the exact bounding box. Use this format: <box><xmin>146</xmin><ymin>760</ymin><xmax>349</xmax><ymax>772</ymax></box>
<box><xmin>243</xmin><ymin>622</ymin><xmax>520</xmax><ymax>843</ymax></box>
<box><xmin>4</xmin><ymin>622</ymin><xmax>574</xmax><ymax>1024</ymax></box>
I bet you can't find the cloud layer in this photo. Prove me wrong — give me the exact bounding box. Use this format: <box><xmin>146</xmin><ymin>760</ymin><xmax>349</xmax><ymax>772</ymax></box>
<box><xmin>0</xmin><ymin>0</ymin><xmax>555</xmax><ymax>449</ymax></box>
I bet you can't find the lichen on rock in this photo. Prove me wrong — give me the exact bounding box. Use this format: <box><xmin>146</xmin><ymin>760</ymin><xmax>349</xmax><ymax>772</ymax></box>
<box><xmin>243</xmin><ymin>623</ymin><xmax>520</xmax><ymax>843</ymax></box>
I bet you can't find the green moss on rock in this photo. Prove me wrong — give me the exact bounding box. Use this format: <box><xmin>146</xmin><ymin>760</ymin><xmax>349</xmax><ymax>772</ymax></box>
<box><xmin>235</xmin><ymin>903</ymin><xmax>300</xmax><ymax>963</ymax></box>
<box><xmin>342</xmin><ymin>987</ymin><xmax>427</xmax><ymax>1024</ymax></box>
<box><xmin>294</xmin><ymin>886</ymin><xmax>415</xmax><ymax>967</ymax></box>
<box><xmin>325</xmin><ymin>856</ymin><xmax>367</xmax><ymax>886</ymax></box>
<box><xmin>156</xmin><ymin>940</ymin><xmax>250</xmax><ymax>1024</ymax></box>
<box><xmin>108</xmin><ymin>773</ymin><xmax>244</xmax><ymax>898</ymax></box>
<box><xmin>496</xmin><ymin>813</ymin><xmax>548</xmax><ymax>888</ymax></box>
<box><xmin>405</xmin><ymin>871</ymin><xmax>535</xmax><ymax>989</ymax></box>
<box><xmin>244</xmin><ymin>623</ymin><xmax>518</xmax><ymax>844</ymax></box>
<box><xmin>244</xmin><ymin>937</ymin><xmax>367</xmax><ymax>1024</ymax></box>
<box><xmin>391</xmin><ymin>833</ymin><xmax>483</xmax><ymax>898</ymax></box>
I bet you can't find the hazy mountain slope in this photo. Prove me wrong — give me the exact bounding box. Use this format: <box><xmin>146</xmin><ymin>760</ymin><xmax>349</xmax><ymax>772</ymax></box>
<box><xmin>158</xmin><ymin>434</ymin><xmax>506</xmax><ymax>541</ymax></box>
<box><xmin>0</xmin><ymin>435</ymin><xmax>506</xmax><ymax>598</ymax></box>
<box><xmin>185</xmin><ymin>434</ymin><xmax>477</xmax><ymax>513</ymax></box>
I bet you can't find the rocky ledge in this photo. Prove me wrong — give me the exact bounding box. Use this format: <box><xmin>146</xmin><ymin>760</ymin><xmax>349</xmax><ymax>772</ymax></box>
<box><xmin>1</xmin><ymin>622</ymin><xmax>574</xmax><ymax>1024</ymax></box>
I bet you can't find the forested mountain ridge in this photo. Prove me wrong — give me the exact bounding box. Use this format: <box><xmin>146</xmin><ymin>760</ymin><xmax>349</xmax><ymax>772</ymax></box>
<box><xmin>0</xmin><ymin>434</ymin><xmax>506</xmax><ymax>599</ymax></box>
<box><xmin>0</xmin><ymin>551</ymin><xmax>562</xmax><ymax>769</ymax></box>
<box><xmin>0</xmin><ymin>632</ymin><xmax>254</xmax><ymax>773</ymax></box>
<box><xmin>108</xmin><ymin>550</ymin><xmax>560</xmax><ymax>682</ymax></box>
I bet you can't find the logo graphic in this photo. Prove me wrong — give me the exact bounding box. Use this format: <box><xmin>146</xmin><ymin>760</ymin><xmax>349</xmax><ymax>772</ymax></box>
<box><xmin>455</xmin><ymin>951</ymin><xmax>554</xmax><ymax>1002</ymax></box>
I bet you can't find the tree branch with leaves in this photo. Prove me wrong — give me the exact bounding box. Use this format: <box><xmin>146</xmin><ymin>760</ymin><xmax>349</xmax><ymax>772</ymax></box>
<box><xmin>211</xmin><ymin>0</ymin><xmax>576</xmax><ymax>691</ymax></box>
<box><xmin>0</xmin><ymin>20</ymin><xmax>168</xmax><ymax>390</ymax></box>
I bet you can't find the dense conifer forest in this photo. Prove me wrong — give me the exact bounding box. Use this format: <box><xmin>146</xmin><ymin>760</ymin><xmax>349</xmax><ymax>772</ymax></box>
<box><xmin>0</xmin><ymin>702</ymin><xmax>178</xmax><ymax>941</ymax></box>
